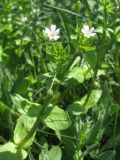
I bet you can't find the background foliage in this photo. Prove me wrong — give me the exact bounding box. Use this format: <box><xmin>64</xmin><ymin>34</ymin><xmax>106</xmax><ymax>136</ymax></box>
<box><xmin>0</xmin><ymin>0</ymin><xmax>120</xmax><ymax>160</ymax></box>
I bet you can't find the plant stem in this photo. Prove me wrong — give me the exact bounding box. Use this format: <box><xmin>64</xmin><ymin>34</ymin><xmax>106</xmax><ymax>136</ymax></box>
<box><xmin>28</xmin><ymin>148</ymin><xmax>35</xmax><ymax>160</ymax></box>
<box><xmin>59</xmin><ymin>52</ymin><xmax>77</xmax><ymax>79</ymax></box>
<box><xmin>45</xmin><ymin>4</ymin><xmax>81</xmax><ymax>17</ymax></box>
<box><xmin>83</xmin><ymin>0</ymin><xmax>108</xmax><ymax>107</ymax></box>
<box><xmin>37</xmin><ymin>129</ymin><xmax>80</xmax><ymax>141</ymax></box>
<box><xmin>50</xmin><ymin>72</ymin><xmax>56</xmax><ymax>90</ymax></box>
<box><xmin>39</xmin><ymin>46</ymin><xmax>48</xmax><ymax>73</ymax></box>
<box><xmin>114</xmin><ymin>111</ymin><xmax>118</xmax><ymax>137</ymax></box>
<box><xmin>98</xmin><ymin>0</ymin><xmax>107</xmax><ymax>66</ymax></box>
<box><xmin>82</xmin><ymin>143</ymin><xmax>100</xmax><ymax>157</ymax></box>
<box><xmin>30</xmin><ymin>48</ymin><xmax>37</xmax><ymax>80</ymax></box>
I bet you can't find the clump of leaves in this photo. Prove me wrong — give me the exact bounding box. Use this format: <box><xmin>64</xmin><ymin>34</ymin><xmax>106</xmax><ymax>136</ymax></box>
<box><xmin>0</xmin><ymin>0</ymin><xmax>120</xmax><ymax>160</ymax></box>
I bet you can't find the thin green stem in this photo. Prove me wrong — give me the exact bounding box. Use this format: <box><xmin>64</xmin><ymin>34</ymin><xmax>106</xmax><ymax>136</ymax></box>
<box><xmin>30</xmin><ymin>48</ymin><xmax>37</xmax><ymax>80</ymax></box>
<box><xmin>82</xmin><ymin>52</ymin><xmax>94</xmax><ymax>81</ymax></box>
<box><xmin>0</xmin><ymin>136</ymin><xmax>7</xmax><ymax>143</ymax></box>
<box><xmin>50</xmin><ymin>72</ymin><xmax>56</xmax><ymax>90</ymax></box>
<box><xmin>83</xmin><ymin>1</ymin><xmax>108</xmax><ymax>107</ymax></box>
<box><xmin>97</xmin><ymin>0</ymin><xmax>107</xmax><ymax>66</ymax></box>
<box><xmin>37</xmin><ymin>129</ymin><xmax>80</xmax><ymax>141</ymax></box>
<box><xmin>33</xmin><ymin>87</ymin><xmax>46</xmax><ymax>98</ymax></box>
<box><xmin>45</xmin><ymin>4</ymin><xmax>81</xmax><ymax>17</ymax></box>
<box><xmin>39</xmin><ymin>46</ymin><xmax>48</xmax><ymax>73</ymax></box>
<box><xmin>83</xmin><ymin>143</ymin><xmax>100</xmax><ymax>157</ymax></box>
<box><xmin>1</xmin><ymin>102</ymin><xmax>20</xmax><ymax>117</ymax></box>
<box><xmin>28</xmin><ymin>149</ymin><xmax>35</xmax><ymax>160</ymax></box>
<box><xmin>114</xmin><ymin>112</ymin><xmax>119</xmax><ymax>137</ymax></box>
<box><xmin>34</xmin><ymin>140</ymin><xmax>43</xmax><ymax>149</ymax></box>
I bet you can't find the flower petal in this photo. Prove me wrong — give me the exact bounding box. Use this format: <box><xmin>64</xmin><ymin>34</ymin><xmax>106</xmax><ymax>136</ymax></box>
<box><xmin>43</xmin><ymin>24</ymin><xmax>60</xmax><ymax>41</ymax></box>
<box><xmin>50</xmin><ymin>24</ymin><xmax>56</xmax><ymax>32</ymax></box>
<box><xmin>83</xmin><ymin>24</ymin><xmax>89</xmax><ymax>31</ymax></box>
<box><xmin>84</xmin><ymin>33</ymin><xmax>91</xmax><ymax>38</ymax></box>
<box><xmin>90</xmin><ymin>32</ymin><xmax>96</xmax><ymax>37</ymax></box>
<box><xmin>81</xmin><ymin>28</ymin><xmax>86</xmax><ymax>34</ymax></box>
<box><xmin>90</xmin><ymin>27</ymin><xmax>94</xmax><ymax>32</ymax></box>
<box><xmin>43</xmin><ymin>28</ymin><xmax>50</xmax><ymax>35</ymax></box>
<box><xmin>53</xmin><ymin>35</ymin><xmax>60</xmax><ymax>40</ymax></box>
<box><xmin>55</xmin><ymin>28</ymin><xmax>60</xmax><ymax>35</ymax></box>
<box><xmin>47</xmin><ymin>34</ymin><xmax>53</xmax><ymax>40</ymax></box>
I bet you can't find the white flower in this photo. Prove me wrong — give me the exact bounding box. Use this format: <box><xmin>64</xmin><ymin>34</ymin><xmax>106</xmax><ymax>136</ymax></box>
<box><xmin>81</xmin><ymin>24</ymin><xmax>96</xmax><ymax>38</ymax></box>
<box><xmin>20</xmin><ymin>16</ymin><xmax>27</xmax><ymax>23</ymax></box>
<box><xmin>43</xmin><ymin>24</ymin><xmax>60</xmax><ymax>41</ymax></box>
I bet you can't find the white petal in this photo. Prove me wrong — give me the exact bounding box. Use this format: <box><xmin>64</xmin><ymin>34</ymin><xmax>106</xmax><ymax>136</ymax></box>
<box><xmin>83</xmin><ymin>24</ymin><xmax>89</xmax><ymax>31</ymax></box>
<box><xmin>50</xmin><ymin>24</ymin><xmax>56</xmax><ymax>32</ymax></box>
<box><xmin>43</xmin><ymin>28</ymin><xmax>50</xmax><ymax>35</ymax></box>
<box><xmin>81</xmin><ymin>28</ymin><xmax>86</xmax><ymax>34</ymax></box>
<box><xmin>90</xmin><ymin>32</ymin><xmax>96</xmax><ymax>37</ymax></box>
<box><xmin>90</xmin><ymin>27</ymin><xmax>94</xmax><ymax>32</ymax></box>
<box><xmin>47</xmin><ymin>34</ymin><xmax>53</xmax><ymax>40</ymax></box>
<box><xmin>84</xmin><ymin>34</ymin><xmax>90</xmax><ymax>38</ymax></box>
<box><xmin>53</xmin><ymin>35</ymin><xmax>59</xmax><ymax>40</ymax></box>
<box><xmin>54</xmin><ymin>28</ymin><xmax>60</xmax><ymax>35</ymax></box>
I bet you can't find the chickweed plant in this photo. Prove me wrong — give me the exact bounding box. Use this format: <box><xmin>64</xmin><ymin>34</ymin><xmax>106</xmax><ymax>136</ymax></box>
<box><xmin>0</xmin><ymin>0</ymin><xmax>120</xmax><ymax>160</ymax></box>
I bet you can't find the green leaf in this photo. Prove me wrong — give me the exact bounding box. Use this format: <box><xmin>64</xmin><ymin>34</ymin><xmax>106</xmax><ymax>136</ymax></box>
<box><xmin>46</xmin><ymin>43</ymin><xmax>69</xmax><ymax>64</ymax></box>
<box><xmin>39</xmin><ymin>145</ymin><xmax>62</xmax><ymax>160</ymax></box>
<box><xmin>95</xmin><ymin>26</ymin><xmax>103</xmax><ymax>34</ymax></box>
<box><xmin>44</xmin><ymin>106</ymin><xmax>71</xmax><ymax>130</ymax></box>
<box><xmin>66</xmin><ymin>67</ymin><xmax>84</xmax><ymax>83</ymax></box>
<box><xmin>102</xmin><ymin>135</ymin><xmax>120</xmax><ymax>151</ymax></box>
<box><xmin>0</xmin><ymin>101</ymin><xmax>7</xmax><ymax>112</ymax></box>
<box><xmin>109</xmin><ymin>103</ymin><xmax>120</xmax><ymax>115</ymax></box>
<box><xmin>68</xmin><ymin>101</ymin><xmax>86</xmax><ymax>115</ymax></box>
<box><xmin>14</xmin><ymin>115</ymin><xmax>36</xmax><ymax>149</ymax></box>
<box><xmin>68</xmin><ymin>90</ymin><xmax>102</xmax><ymax>115</ymax></box>
<box><xmin>81</xmin><ymin>64</ymin><xmax>93</xmax><ymax>80</ymax></box>
<box><xmin>11</xmin><ymin>94</ymin><xmax>41</xmax><ymax>117</ymax></box>
<box><xmin>86</xmin><ymin>122</ymin><xmax>102</xmax><ymax>144</ymax></box>
<box><xmin>115</xmin><ymin>26</ymin><xmax>120</xmax><ymax>42</ymax></box>
<box><xmin>79</xmin><ymin>45</ymin><xmax>96</xmax><ymax>51</ymax></box>
<box><xmin>96</xmin><ymin>150</ymin><xmax>116</xmax><ymax>160</ymax></box>
<box><xmin>0</xmin><ymin>46</ymin><xmax>3</xmax><ymax>61</ymax></box>
<box><xmin>98</xmin><ymin>81</ymin><xmax>111</xmax><ymax>113</ymax></box>
<box><xmin>15</xmin><ymin>37</ymin><xmax>31</xmax><ymax>46</ymax></box>
<box><xmin>39</xmin><ymin>140</ymin><xmax>49</xmax><ymax>160</ymax></box>
<box><xmin>80</xmin><ymin>89</ymin><xmax>102</xmax><ymax>110</ymax></box>
<box><xmin>86</xmin><ymin>82</ymin><xmax>111</xmax><ymax>144</ymax></box>
<box><xmin>85</xmin><ymin>52</ymin><xmax>97</xmax><ymax>69</ymax></box>
<box><xmin>0</xmin><ymin>24</ymin><xmax>13</xmax><ymax>32</ymax></box>
<box><xmin>0</xmin><ymin>142</ymin><xmax>27</xmax><ymax>160</ymax></box>
<box><xmin>48</xmin><ymin>146</ymin><xmax>62</xmax><ymax>160</ymax></box>
<box><xmin>70</xmin><ymin>34</ymin><xmax>78</xmax><ymax>40</ymax></box>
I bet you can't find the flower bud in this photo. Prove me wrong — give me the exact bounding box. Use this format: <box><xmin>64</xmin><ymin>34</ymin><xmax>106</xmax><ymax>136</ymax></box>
<box><xmin>75</xmin><ymin>1</ymin><xmax>81</xmax><ymax>13</ymax></box>
<box><xmin>47</xmin><ymin>0</ymin><xmax>54</xmax><ymax>5</ymax></box>
<box><xmin>47</xmin><ymin>89</ymin><xmax>53</xmax><ymax>96</ymax></box>
<box><xmin>93</xmin><ymin>81</ymin><xmax>100</xmax><ymax>89</ymax></box>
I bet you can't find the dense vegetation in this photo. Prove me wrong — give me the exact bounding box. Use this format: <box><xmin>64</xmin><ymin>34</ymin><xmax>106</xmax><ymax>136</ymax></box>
<box><xmin>0</xmin><ymin>0</ymin><xmax>120</xmax><ymax>159</ymax></box>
